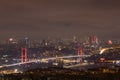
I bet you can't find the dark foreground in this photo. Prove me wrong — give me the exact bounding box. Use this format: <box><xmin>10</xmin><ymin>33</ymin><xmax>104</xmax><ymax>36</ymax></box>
<box><xmin>0</xmin><ymin>67</ymin><xmax>120</xmax><ymax>80</ymax></box>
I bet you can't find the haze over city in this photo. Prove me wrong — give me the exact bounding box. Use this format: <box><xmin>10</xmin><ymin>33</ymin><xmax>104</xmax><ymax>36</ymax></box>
<box><xmin>0</xmin><ymin>0</ymin><xmax>120</xmax><ymax>40</ymax></box>
<box><xmin>0</xmin><ymin>1</ymin><xmax>120</xmax><ymax>79</ymax></box>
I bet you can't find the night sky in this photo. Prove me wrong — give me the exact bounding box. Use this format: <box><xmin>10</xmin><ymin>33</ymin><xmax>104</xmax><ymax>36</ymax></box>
<box><xmin>0</xmin><ymin>0</ymin><xmax>120</xmax><ymax>41</ymax></box>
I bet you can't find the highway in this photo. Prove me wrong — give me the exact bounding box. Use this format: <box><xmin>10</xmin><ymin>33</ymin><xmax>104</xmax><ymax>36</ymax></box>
<box><xmin>0</xmin><ymin>55</ymin><xmax>90</xmax><ymax>69</ymax></box>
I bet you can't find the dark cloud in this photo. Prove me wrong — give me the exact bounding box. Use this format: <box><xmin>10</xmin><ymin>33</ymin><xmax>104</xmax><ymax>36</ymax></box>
<box><xmin>0</xmin><ymin>0</ymin><xmax>120</xmax><ymax>41</ymax></box>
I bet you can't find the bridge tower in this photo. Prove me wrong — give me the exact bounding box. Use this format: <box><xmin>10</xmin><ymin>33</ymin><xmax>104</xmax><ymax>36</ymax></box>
<box><xmin>21</xmin><ymin>48</ymin><xmax>27</xmax><ymax>63</ymax></box>
<box><xmin>78</xmin><ymin>47</ymin><xmax>83</xmax><ymax>63</ymax></box>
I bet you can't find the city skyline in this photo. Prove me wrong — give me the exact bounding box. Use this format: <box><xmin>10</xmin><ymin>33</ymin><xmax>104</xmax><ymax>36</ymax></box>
<box><xmin>0</xmin><ymin>0</ymin><xmax>120</xmax><ymax>41</ymax></box>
